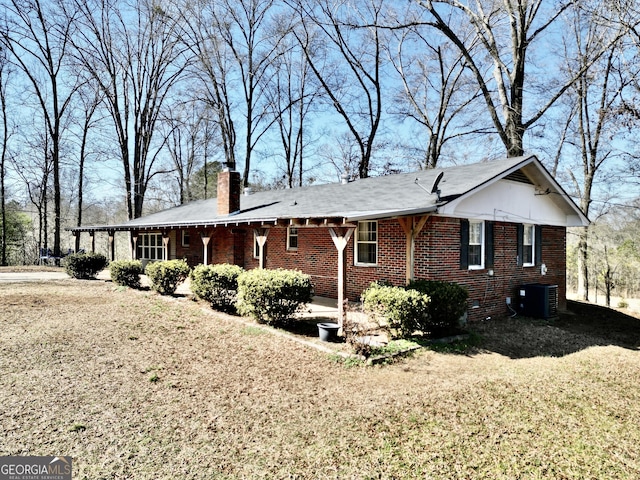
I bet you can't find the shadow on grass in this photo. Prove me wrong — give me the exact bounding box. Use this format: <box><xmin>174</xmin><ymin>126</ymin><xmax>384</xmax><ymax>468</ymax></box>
<box><xmin>467</xmin><ymin>299</ymin><xmax>640</xmax><ymax>359</ymax></box>
<box><xmin>279</xmin><ymin>316</ymin><xmax>346</xmax><ymax>343</ymax></box>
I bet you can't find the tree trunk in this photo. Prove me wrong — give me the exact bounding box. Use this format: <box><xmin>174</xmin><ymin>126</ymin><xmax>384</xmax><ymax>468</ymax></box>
<box><xmin>0</xmin><ymin>70</ymin><xmax>7</xmax><ymax>266</ymax></box>
<box><xmin>577</xmin><ymin>227</ymin><xmax>589</xmax><ymax>301</ymax></box>
<box><xmin>53</xmin><ymin>142</ymin><xmax>61</xmax><ymax>262</ymax></box>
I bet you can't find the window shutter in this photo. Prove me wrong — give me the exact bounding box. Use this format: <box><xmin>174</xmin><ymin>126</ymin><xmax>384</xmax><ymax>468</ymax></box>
<box><xmin>485</xmin><ymin>221</ymin><xmax>494</xmax><ymax>268</ymax></box>
<box><xmin>516</xmin><ymin>224</ymin><xmax>523</xmax><ymax>267</ymax></box>
<box><xmin>535</xmin><ymin>225</ymin><xmax>543</xmax><ymax>266</ymax></box>
<box><xmin>460</xmin><ymin>219</ymin><xmax>469</xmax><ymax>269</ymax></box>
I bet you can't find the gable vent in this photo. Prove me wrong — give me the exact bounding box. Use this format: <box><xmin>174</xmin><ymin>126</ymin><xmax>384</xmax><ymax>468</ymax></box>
<box><xmin>504</xmin><ymin>170</ymin><xmax>533</xmax><ymax>184</ymax></box>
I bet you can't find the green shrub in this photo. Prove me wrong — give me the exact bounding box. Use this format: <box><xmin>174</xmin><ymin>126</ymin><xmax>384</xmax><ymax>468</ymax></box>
<box><xmin>407</xmin><ymin>280</ymin><xmax>468</xmax><ymax>330</ymax></box>
<box><xmin>361</xmin><ymin>282</ymin><xmax>430</xmax><ymax>339</ymax></box>
<box><xmin>109</xmin><ymin>260</ymin><xmax>143</xmax><ymax>288</ymax></box>
<box><xmin>190</xmin><ymin>263</ymin><xmax>244</xmax><ymax>312</ymax></box>
<box><xmin>236</xmin><ymin>268</ymin><xmax>314</xmax><ymax>327</ymax></box>
<box><xmin>64</xmin><ymin>253</ymin><xmax>108</xmax><ymax>279</ymax></box>
<box><xmin>145</xmin><ymin>259</ymin><xmax>190</xmax><ymax>295</ymax></box>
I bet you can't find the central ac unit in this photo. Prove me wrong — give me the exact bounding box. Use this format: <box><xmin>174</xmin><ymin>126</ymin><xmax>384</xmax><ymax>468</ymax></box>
<box><xmin>518</xmin><ymin>283</ymin><xmax>558</xmax><ymax>319</ymax></box>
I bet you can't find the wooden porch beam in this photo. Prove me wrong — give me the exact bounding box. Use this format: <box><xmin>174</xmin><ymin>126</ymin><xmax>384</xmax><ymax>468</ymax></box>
<box><xmin>253</xmin><ymin>228</ymin><xmax>269</xmax><ymax>269</ymax></box>
<box><xmin>162</xmin><ymin>231</ymin><xmax>170</xmax><ymax>261</ymax></box>
<box><xmin>329</xmin><ymin>227</ymin><xmax>355</xmax><ymax>328</ymax></box>
<box><xmin>131</xmin><ymin>232</ymin><xmax>139</xmax><ymax>260</ymax></box>
<box><xmin>201</xmin><ymin>231</ymin><xmax>213</xmax><ymax>265</ymax></box>
<box><xmin>107</xmin><ymin>230</ymin><xmax>115</xmax><ymax>261</ymax></box>
<box><xmin>397</xmin><ymin>215</ymin><xmax>429</xmax><ymax>284</ymax></box>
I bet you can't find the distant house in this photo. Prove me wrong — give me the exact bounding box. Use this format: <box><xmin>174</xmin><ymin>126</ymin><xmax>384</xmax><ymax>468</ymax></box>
<box><xmin>71</xmin><ymin>155</ymin><xmax>588</xmax><ymax>321</ymax></box>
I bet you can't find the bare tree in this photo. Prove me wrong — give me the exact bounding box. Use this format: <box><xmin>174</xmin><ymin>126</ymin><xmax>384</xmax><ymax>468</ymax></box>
<box><xmin>264</xmin><ymin>27</ymin><xmax>322</xmax><ymax>187</ymax></box>
<box><xmin>11</xmin><ymin>125</ymin><xmax>54</xmax><ymax>257</ymax></box>
<box><xmin>163</xmin><ymin>101</ymin><xmax>218</xmax><ymax>203</ymax></box>
<box><xmin>585</xmin><ymin>215</ymin><xmax>640</xmax><ymax>307</ymax></box>
<box><xmin>387</xmin><ymin>16</ymin><xmax>484</xmax><ymax>168</ymax></box>
<box><xmin>556</xmin><ymin>5</ymin><xmax>631</xmax><ymax>301</ymax></box>
<box><xmin>0</xmin><ymin>0</ymin><xmax>78</xmax><ymax>259</ymax></box>
<box><xmin>71</xmin><ymin>0</ymin><xmax>188</xmax><ymax>219</ymax></box>
<box><xmin>291</xmin><ymin>0</ymin><xmax>385</xmax><ymax>179</ymax></box>
<box><xmin>417</xmin><ymin>0</ymin><xmax>628</xmax><ymax>158</ymax></box>
<box><xmin>177</xmin><ymin>0</ymin><xmax>237</xmax><ymax>172</ymax></box>
<box><xmin>320</xmin><ymin>132</ymin><xmax>362</xmax><ymax>182</ymax></box>
<box><xmin>179</xmin><ymin>0</ymin><xmax>287</xmax><ymax>187</ymax></box>
<box><xmin>72</xmin><ymin>85</ymin><xmax>103</xmax><ymax>251</ymax></box>
<box><xmin>613</xmin><ymin>6</ymin><xmax>640</xmax><ymax>191</ymax></box>
<box><xmin>0</xmin><ymin>47</ymin><xmax>12</xmax><ymax>265</ymax></box>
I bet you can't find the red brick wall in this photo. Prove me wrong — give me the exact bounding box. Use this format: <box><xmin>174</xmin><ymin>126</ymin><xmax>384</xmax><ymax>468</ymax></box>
<box><xmin>174</xmin><ymin>228</ymin><xmax>209</xmax><ymax>267</ymax></box>
<box><xmin>210</xmin><ymin>228</ymin><xmax>247</xmax><ymax>267</ymax></box>
<box><xmin>344</xmin><ymin>220</ymin><xmax>407</xmax><ymax>300</ymax></box>
<box><xmin>261</xmin><ymin>227</ymin><xmax>340</xmax><ymax>297</ymax></box>
<box><xmin>412</xmin><ymin>217</ymin><xmax>566</xmax><ymax>321</ymax></box>
<box><xmin>172</xmin><ymin>227</ymin><xmax>250</xmax><ymax>267</ymax></box>
<box><xmin>174</xmin><ymin>217</ymin><xmax>566</xmax><ymax>321</ymax></box>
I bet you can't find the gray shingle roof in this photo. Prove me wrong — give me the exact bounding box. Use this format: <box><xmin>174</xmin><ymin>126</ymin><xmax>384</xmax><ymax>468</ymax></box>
<box><xmin>71</xmin><ymin>155</ymin><xmax>586</xmax><ymax>231</ymax></box>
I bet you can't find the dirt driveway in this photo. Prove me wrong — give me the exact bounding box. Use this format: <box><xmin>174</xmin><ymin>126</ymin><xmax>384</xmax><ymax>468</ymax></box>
<box><xmin>0</xmin><ymin>271</ymin><xmax>70</xmax><ymax>282</ymax></box>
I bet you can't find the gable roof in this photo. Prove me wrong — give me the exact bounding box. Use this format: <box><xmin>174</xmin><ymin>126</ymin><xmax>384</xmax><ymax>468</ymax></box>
<box><xmin>71</xmin><ymin>155</ymin><xmax>589</xmax><ymax>232</ymax></box>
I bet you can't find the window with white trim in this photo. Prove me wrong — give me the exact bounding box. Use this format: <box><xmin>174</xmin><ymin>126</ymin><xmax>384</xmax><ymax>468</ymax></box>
<box><xmin>355</xmin><ymin>221</ymin><xmax>377</xmax><ymax>265</ymax></box>
<box><xmin>523</xmin><ymin>224</ymin><xmax>534</xmax><ymax>266</ymax></box>
<box><xmin>182</xmin><ymin>230</ymin><xmax>190</xmax><ymax>247</ymax></box>
<box><xmin>468</xmin><ymin>220</ymin><xmax>484</xmax><ymax>269</ymax></box>
<box><xmin>137</xmin><ymin>233</ymin><xmax>163</xmax><ymax>260</ymax></box>
<box><xmin>287</xmin><ymin>227</ymin><xmax>298</xmax><ymax>251</ymax></box>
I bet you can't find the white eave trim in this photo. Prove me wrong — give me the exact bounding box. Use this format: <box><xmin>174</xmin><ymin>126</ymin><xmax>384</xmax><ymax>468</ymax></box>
<box><xmin>436</xmin><ymin>155</ymin><xmax>589</xmax><ymax>227</ymax></box>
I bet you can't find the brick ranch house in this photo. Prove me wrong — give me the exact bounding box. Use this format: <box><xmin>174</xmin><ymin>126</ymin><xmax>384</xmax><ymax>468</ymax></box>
<box><xmin>70</xmin><ymin>155</ymin><xmax>588</xmax><ymax>322</ymax></box>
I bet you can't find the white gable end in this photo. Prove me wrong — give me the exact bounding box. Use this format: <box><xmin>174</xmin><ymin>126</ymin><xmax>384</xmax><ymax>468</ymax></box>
<box><xmin>438</xmin><ymin>179</ymin><xmax>583</xmax><ymax>227</ymax></box>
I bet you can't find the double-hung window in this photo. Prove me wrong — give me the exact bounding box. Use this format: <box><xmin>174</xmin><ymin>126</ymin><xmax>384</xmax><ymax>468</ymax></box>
<box><xmin>518</xmin><ymin>224</ymin><xmax>541</xmax><ymax>267</ymax></box>
<box><xmin>137</xmin><ymin>233</ymin><xmax>163</xmax><ymax>260</ymax></box>
<box><xmin>468</xmin><ymin>221</ymin><xmax>484</xmax><ymax>268</ymax></box>
<box><xmin>522</xmin><ymin>224</ymin><xmax>534</xmax><ymax>266</ymax></box>
<box><xmin>287</xmin><ymin>227</ymin><xmax>298</xmax><ymax>251</ymax></box>
<box><xmin>355</xmin><ymin>221</ymin><xmax>377</xmax><ymax>265</ymax></box>
<box><xmin>461</xmin><ymin>219</ymin><xmax>493</xmax><ymax>270</ymax></box>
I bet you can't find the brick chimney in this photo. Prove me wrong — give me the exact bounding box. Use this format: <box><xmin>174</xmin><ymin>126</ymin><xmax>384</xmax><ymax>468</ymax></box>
<box><xmin>217</xmin><ymin>169</ymin><xmax>241</xmax><ymax>215</ymax></box>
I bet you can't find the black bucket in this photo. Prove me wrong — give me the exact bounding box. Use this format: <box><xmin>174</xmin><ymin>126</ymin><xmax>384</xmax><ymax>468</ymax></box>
<box><xmin>317</xmin><ymin>322</ymin><xmax>340</xmax><ymax>342</ymax></box>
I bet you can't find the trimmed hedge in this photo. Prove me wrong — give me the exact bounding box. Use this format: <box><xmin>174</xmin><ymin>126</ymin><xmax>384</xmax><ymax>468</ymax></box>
<box><xmin>145</xmin><ymin>259</ymin><xmax>191</xmax><ymax>295</ymax></box>
<box><xmin>407</xmin><ymin>280</ymin><xmax>468</xmax><ymax>330</ymax></box>
<box><xmin>64</xmin><ymin>253</ymin><xmax>108</xmax><ymax>279</ymax></box>
<box><xmin>361</xmin><ymin>282</ymin><xmax>430</xmax><ymax>339</ymax></box>
<box><xmin>236</xmin><ymin>268</ymin><xmax>314</xmax><ymax>327</ymax></box>
<box><xmin>109</xmin><ymin>260</ymin><xmax>143</xmax><ymax>288</ymax></box>
<box><xmin>190</xmin><ymin>263</ymin><xmax>244</xmax><ymax>312</ymax></box>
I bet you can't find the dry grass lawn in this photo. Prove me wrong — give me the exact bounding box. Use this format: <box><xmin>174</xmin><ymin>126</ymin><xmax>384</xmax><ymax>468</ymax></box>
<box><xmin>2</xmin><ymin>275</ymin><xmax>640</xmax><ymax>479</ymax></box>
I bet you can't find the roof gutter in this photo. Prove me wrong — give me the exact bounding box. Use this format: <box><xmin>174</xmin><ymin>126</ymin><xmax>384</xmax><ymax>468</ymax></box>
<box><xmin>67</xmin><ymin>205</ymin><xmax>442</xmax><ymax>233</ymax></box>
<box><xmin>345</xmin><ymin>205</ymin><xmax>439</xmax><ymax>222</ymax></box>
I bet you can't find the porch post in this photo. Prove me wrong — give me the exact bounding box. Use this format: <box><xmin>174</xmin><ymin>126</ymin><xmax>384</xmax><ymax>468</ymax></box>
<box><xmin>201</xmin><ymin>231</ymin><xmax>212</xmax><ymax>265</ymax></box>
<box><xmin>107</xmin><ymin>230</ymin><xmax>115</xmax><ymax>261</ymax></box>
<box><xmin>162</xmin><ymin>231</ymin><xmax>170</xmax><ymax>261</ymax></box>
<box><xmin>329</xmin><ymin>227</ymin><xmax>354</xmax><ymax>327</ymax></box>
<box><xmin>254</xmin><ymin>228</ymin><xmax>269</xmax><ymax>269</ymax></box>
<box><xmin>72</xmin><ymin>231</ymin><xmax>80</xmax><ymax>253</ymax></box>
<box><xmin>89</xmin><ymin>231</ymin><xmax>96</xmax><ymax>253</ymax></box>
<box><xmin>397</xmin><ymin>216</ymin><xmax>429</xmax><ymax>284</ymax></box>
<box><xmin>131</xmin><ymin>232</ymin><xmax>139</xmax><ymax>260</ymax></box>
